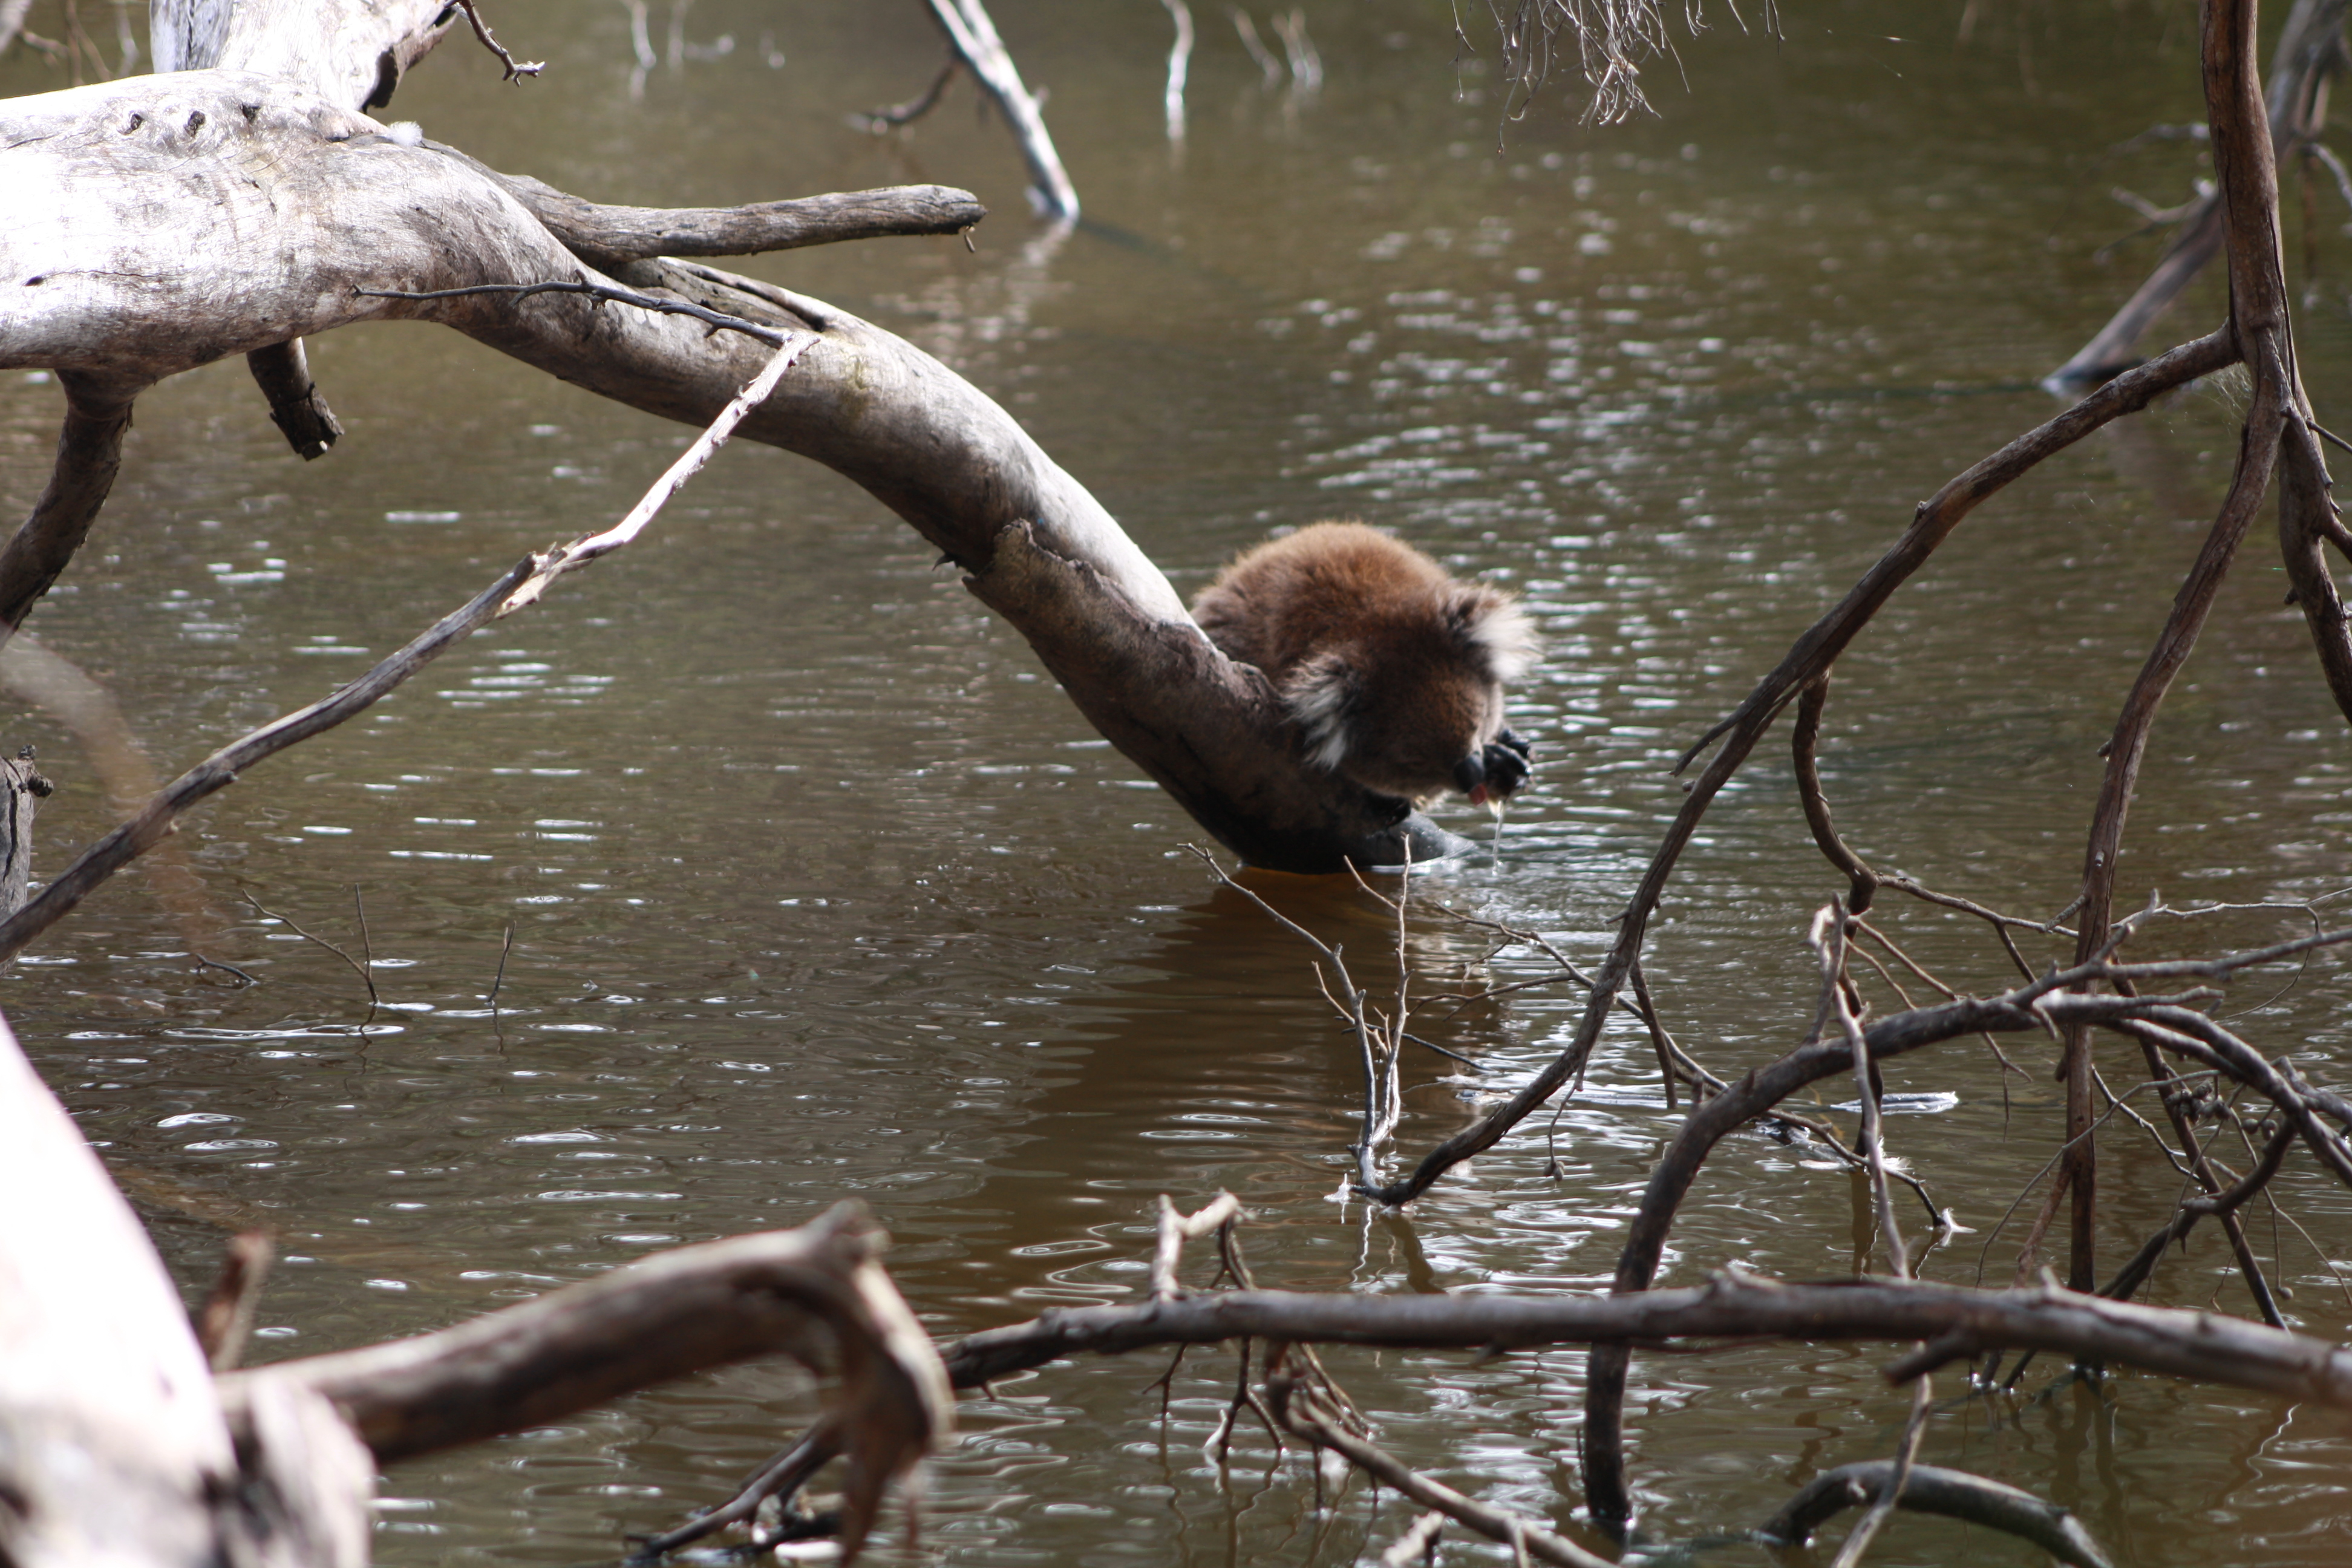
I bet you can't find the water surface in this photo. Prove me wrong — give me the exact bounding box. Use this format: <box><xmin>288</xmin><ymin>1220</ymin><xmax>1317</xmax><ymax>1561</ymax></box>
<box><xmin>6</xmin><ymin>2</ymin><xmax>2352</xmax><ymax>1563</ymax></box>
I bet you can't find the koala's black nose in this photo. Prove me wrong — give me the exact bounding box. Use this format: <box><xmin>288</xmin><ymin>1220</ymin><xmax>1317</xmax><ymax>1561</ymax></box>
<box><xmin>1452</xmin><ymin>753</ymin><xmax>1488</xmax><ymax>798</ymax></box>
<box><xmin>1483</xmin><ymin>732</ymin><xmax>1532</xmax><ymax>797</ymax></box>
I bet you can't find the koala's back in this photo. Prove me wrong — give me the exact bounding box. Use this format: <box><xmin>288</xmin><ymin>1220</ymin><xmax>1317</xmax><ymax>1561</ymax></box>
<box><xmin>1192</xmin><ymin>521</ymin><xmax>1449</xmax><ymax>676</ymax></box>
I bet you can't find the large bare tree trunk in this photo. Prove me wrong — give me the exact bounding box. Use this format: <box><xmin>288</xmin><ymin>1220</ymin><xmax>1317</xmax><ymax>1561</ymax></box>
<box><xmin>0</xmin><ymin>0</ymin><xmax>1469</xmax><ymax>876</ymax></box>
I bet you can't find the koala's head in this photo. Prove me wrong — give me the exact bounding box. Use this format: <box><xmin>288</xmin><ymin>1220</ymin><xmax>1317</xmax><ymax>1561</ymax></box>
<box><xmin>1282</xmin><ymin>584</ymin><xmax>1536</xmax><ymax>805</ymax></box>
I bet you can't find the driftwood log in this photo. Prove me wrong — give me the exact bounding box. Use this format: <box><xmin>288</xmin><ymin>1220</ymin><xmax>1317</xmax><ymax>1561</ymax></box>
<box><xmin>0</xmin><ymin>0</ymin><xmax>1471</xmax><ymax>878</ymax></box>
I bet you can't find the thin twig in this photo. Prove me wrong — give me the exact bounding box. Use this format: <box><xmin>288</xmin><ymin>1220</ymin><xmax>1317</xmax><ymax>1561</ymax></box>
<box><xmin>852</xmin><ymin>50</ymin><xmax>959</xmax><ymax>131</ymax></box>
<box><xmin>489</xmin><ymin>922</ymin><xmax>514</xmax><ymax>1020</ymax></box>
<box><xmin>450</xmin><ymin>0</ymin><xmax>544</xmax><ymax>81</ymax></box>
<box><xmin>242</xmin><ymin>890</ymin><xmax>378</xmax><ymax>1020</ymax></box>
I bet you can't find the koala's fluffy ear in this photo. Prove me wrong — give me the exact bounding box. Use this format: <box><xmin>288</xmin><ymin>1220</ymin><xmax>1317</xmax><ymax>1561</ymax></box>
<box><xmin>1282</xmin><ymin>650</ymin><xmax>1358</xmax><ymax>772</ymax></box>
<box><xmin>1447</xmin><ymin>586</ymin><xmax>1538</xmax><ymax>684</ymax></box>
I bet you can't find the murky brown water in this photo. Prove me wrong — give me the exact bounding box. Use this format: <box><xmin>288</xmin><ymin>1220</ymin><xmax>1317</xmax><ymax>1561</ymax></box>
<box><xmin>9</xmin><ymin>1</ymin><xmax>2352</xmax><ymax>1562</ymax></box>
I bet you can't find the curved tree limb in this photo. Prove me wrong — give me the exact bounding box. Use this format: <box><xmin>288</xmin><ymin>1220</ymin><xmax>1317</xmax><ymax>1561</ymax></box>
<box><xmin>0</xmin><ymin>68</ymin><xmax>1461</xmax><ymax>872</ymax></box>
<box><xmin>229</xmin><ymin>1201</ymin><xmax>950</xmax><ymax>1454</ymax></box>
<box><xmin>1576</xmin><ymin>946</ymin><xmax>2352</xmax><ymax>1528</ymax></box>
<box><xmin>1761</xmin><ymin>1462</ymin><xmax>2114</xmax><ymax>1568</ymax></box>
<box><xmin>0</xmin><ymin>372</ymin><xmax>136</xmax><ymax>637</ymax></box>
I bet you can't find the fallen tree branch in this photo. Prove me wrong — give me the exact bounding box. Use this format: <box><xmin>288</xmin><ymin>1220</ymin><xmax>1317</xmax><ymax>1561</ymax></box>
<box><xmin>2048</xmin><ymin>0</ymin><xmax>2347</xmax><ymax>385</ymax></box>
<box><xmin>852</xmin><ymin>50</ymin><xmax>959</xmax><ymax>131</ymax></box>
<box><xmin>226</xmin><ymin>1204</ymin><xmax>950</xmax><ymax>1559</ymax></box>
<box><xmin>1760</xmin><ymin>1462</ymin><xmax>2114</xmax><ymax>1568</ymax></box>
<box><xmin>1151</xmin><ymin>1191</ymin><xmax>1243</xmax><ymax>1300</ymax></box>
<box><xmin>1578</xmin><ymin>947</ymin><xmax>2352</xmax><ymax>1530</ymax></box>
<box><xmin>928</xmin><ymin>1272</ymin><xmax>2352</xmax><ymax>1408</ymax></box>
<box><xmin>244</xmin><ymin>338</ymin><xmax>342</xmax><ymax>459</ymax></box>
<box><xmin>924</xmin><ymin>0</ymin><xmax>1078</xmax><ymax>220</ymax></box>
<box><xmin>1270</xmin><ymin>1374</ymin><xmax>1613</xmax><ymax>1568</ymax></box>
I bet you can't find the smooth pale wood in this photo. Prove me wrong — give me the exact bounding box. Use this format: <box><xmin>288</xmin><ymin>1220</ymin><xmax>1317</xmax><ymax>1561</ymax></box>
<box><xmin>154</xmin><ymin>0</ymin><xmax>456</xmax><ymax>109</ymax></box>
<box><xmin>0</xmin><ymin>1013</ymin><xmax>235</xmax><ymax>1568</ymax></box>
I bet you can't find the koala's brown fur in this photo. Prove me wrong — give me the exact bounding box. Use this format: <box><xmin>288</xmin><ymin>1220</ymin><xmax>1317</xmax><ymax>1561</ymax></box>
<box><xmin>1192</xmin><ymin>522</ymin><xmax>1537</xmax><ymax>806</ymax></box>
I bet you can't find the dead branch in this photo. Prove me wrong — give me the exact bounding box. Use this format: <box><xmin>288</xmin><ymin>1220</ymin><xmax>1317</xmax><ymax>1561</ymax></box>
<box><xmin>226</xmin><ymin>1204</ymin><xmax>951</xmax><ymax>1559</ymax></box>
<box><xmin>2102</xmin><ymin>1115</ymin><xmax>2294</xmax><ymax>1307</ymax></box>
<box><xmin>1159</xmin><ymin>0</ymin><xmax>1192</xmax><ymax>143</ymax></box>
<box><xmin>241</xmin><ymin>890</ymin><xmax>379</xmax><ymax>1020</ymax></box>
<box><xmin>2113</xmin><ymin>1033</ymin><xmax>2286</xmax><ymax>1326</ymax></box>
<box><xmin>0</xmin><ymin>373</ymin><xmax>132</xmax><ymax>639</ymax></box>
<box><xmin>1578</xmin><ymin>946</ymin><xmax>2352</xmax><ymax>1530</ymax></box>
<box><xmin>1152</xmin><ymin>1191</ymin><xmax>1243</xmax><ymax>1299</ymax></box>
<box><xmin>1377</xmin><ymin>1511</ymin><xmax>1448</xmax><ymax>1568</ymax></box>
<box><xmin>1270</xmin><ymin>1374</ymin><xmax>1613</xmax><ymax>1568</ymax></box>
<box><xmin>923</xmin><ymin>0</ymin><xmax>1079</xmax><ymax>220</ymax></box>
<box><xmin>1189</xmin><ymin>847</ymin><xmax>1406</xmax><ymax>1183</ymax></box>
<box><xmin>1792</xmin><ymin>673</ymin><xmax>1878</xmax><ymax>913</ymax></box>
<box><xmin>2061</xmin><ymin>0</ymin><xmax>2309</xmax><ymax>1293</ymax></box>
<box><xmin>448</xmin><ymin>0</ymin><xmax>541</xmax><ymax>81</ymax></box>
<box><xmin>194</xmin><ymin>1230</ymin><xmax>274</xmax><ymax>1372</ymax></box>
<box><xmin>1231</xmin><ymin>7</ymin><xmax>1282</xmax><ymax>85</ymax></box>
<box><xmin>935</xmin><ymin>1271</ymin><xmax>2352</xmax><ymax>1408</ymax></box>
<box><xmin>2049</xmin><ymin>0</ymin><xmax>2347</xmax><ymax>385</ymax></box>
<box><xmin>244</xmin><ymin>339</ymin><xmax>342</xmax><ymax>459</ymax></box>
<box><xmin>627</xmin><ymin>1417</ymin><xmax>840</xmax><ymax>1558</ymax></box>
<box><xmin>1762</xmin><ymin>1462</ymin><xmax>2114</xmax><ymax>1568</ymax></box>
<box><xmin>443</xmin><ymin>152</ymin><xmax>989</xmax><ymax>272</ymax></box>
<box><xmin>852</xmin><ymin>50</ymin><xmax>959</xmax><ymax>131</ymax></box>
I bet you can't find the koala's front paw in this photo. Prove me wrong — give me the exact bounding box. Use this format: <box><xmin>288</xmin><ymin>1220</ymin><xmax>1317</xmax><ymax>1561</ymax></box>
<box><xmin>1482</xmin><ymin>729</ymin><xmax>1533</xmax><ymax>798</ymax></box>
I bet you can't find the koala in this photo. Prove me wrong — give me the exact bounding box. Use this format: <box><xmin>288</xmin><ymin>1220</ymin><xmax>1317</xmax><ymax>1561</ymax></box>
<box><xmin>1192</xmin><ymin>522</ymin><xmax>1537</xmax><ymax>808</ymax></box>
